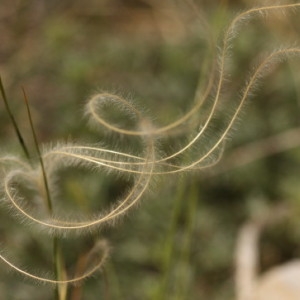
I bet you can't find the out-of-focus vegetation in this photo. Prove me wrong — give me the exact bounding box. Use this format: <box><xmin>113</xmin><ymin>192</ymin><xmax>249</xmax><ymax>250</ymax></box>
<box><xmin>1</xmin><ymin>1</ymin><xmax>300</xmax><ymax>299</ymax></box>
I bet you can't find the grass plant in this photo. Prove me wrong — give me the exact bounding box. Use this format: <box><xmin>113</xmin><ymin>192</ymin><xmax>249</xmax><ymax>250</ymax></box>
<box><xmin>0</xmin><ymin>2</ymin><xmax>300</xmax><ymax>299</ymax></box>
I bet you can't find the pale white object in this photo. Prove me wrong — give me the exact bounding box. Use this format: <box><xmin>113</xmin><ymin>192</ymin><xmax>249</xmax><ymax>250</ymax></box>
<box><xmin>255</xmin><ymin>260</ymin><xmax>300</xmax><ymax>300</ymax></box>
<box><xmin>235</xmin><ymin>221</ymin><xmax>300</xmax><ymax>300</ymax></box>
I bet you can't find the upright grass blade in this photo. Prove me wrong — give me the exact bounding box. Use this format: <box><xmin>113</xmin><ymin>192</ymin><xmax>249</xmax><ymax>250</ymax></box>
<box><xmin>21</xmin><ymin>87</ymin><xmax>52</xmax><ymax>211</ymax></box>
<box><xmin>154</xmin><ymin>179</ymin><xmax>197</xmax><ymax>300</ymax></box>
<box><xmin>174</xmin><ymin>183</ymin><xmax>197</xmax><ymax>300</ymax></box>
<box><xmin>154</xmin><ymin>178</ymin><xmax>186</xmax><ymax>300</ymax></box>
<box><xmin>21</xmin><ymin>87</ymin><xmax>66</xmax><ymax>300</ymax></box>
<box><xmin>0</xmin><ymin>76</ymin><xmax>30</xmax><ymax>160</ymax></box>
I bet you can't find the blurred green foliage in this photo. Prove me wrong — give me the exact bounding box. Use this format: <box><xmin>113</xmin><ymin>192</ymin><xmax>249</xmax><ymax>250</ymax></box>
<box><xmin>1</xmin><ymin>1</ymin><xmax>300</xmax><ymax>299</ymax></box>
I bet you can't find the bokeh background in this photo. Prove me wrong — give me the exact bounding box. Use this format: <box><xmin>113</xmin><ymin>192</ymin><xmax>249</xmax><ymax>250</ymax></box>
<box><xmin>1</xmin><ymin>0</ymin><xmax>300</xmax><ymax>299</ymax></box>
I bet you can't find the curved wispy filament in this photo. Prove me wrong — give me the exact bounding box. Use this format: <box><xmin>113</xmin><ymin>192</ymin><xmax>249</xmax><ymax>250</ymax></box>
<box><xmin>0</xmin><ymin>2</ymin><xmax>300</xmax><ymax>288</ymax></box>
<box><xmin>47</xmin><ymin>43</ymin><xmax>300</xmax><ymax>176</ymax></box>
<box><xmin>4</xmin><ymin>130</ymin><xmax>155</xmax><ymax>232</ymax></box>
<box><xmin>83</xmin><ymin>3</ymin><xmax>300</xmax><ymax>171</ymax></box>
<box><xmin>0</xmin><ymin>240</ymin><xmax>109</xmax><ymax>284</ymax></box>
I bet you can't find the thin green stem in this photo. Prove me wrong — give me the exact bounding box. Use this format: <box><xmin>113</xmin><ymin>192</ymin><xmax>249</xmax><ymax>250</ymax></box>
<box><xmin>174</xmin><ymin>183</ymin><xmax>197</xmax><ymax>300</ymax></box>
<box><xmin>154</xmin><ymin>179</ymin><xmax>186</xmax><ymax>300</ymax></box>
<box><xmin>22</xmin><ymin>87</ymin><xmax>65</xmax><ymax>300</ymax></box>
<box><xmin>21</xmin><ymin>87</ymin><xmax>52</xmax><ymax>211</ymax></box>
<box><xmin>0</xmin><ymin>76</ymin><xmax>30</xmax><ymax>160</ymax></box>
<box><xmin>1</xmin><ymin>80</ymin><xmax>63</xmax><ymax>297</ymax></box>
<box><xmin>154</xmin><ymin>180</ymin><xmax>197</xmax><ymax>300</ymax></box>
<box><xmin>53</xmin><ymin>237</ymin><xmax>60</xmax><ymax>300</ymax></box>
